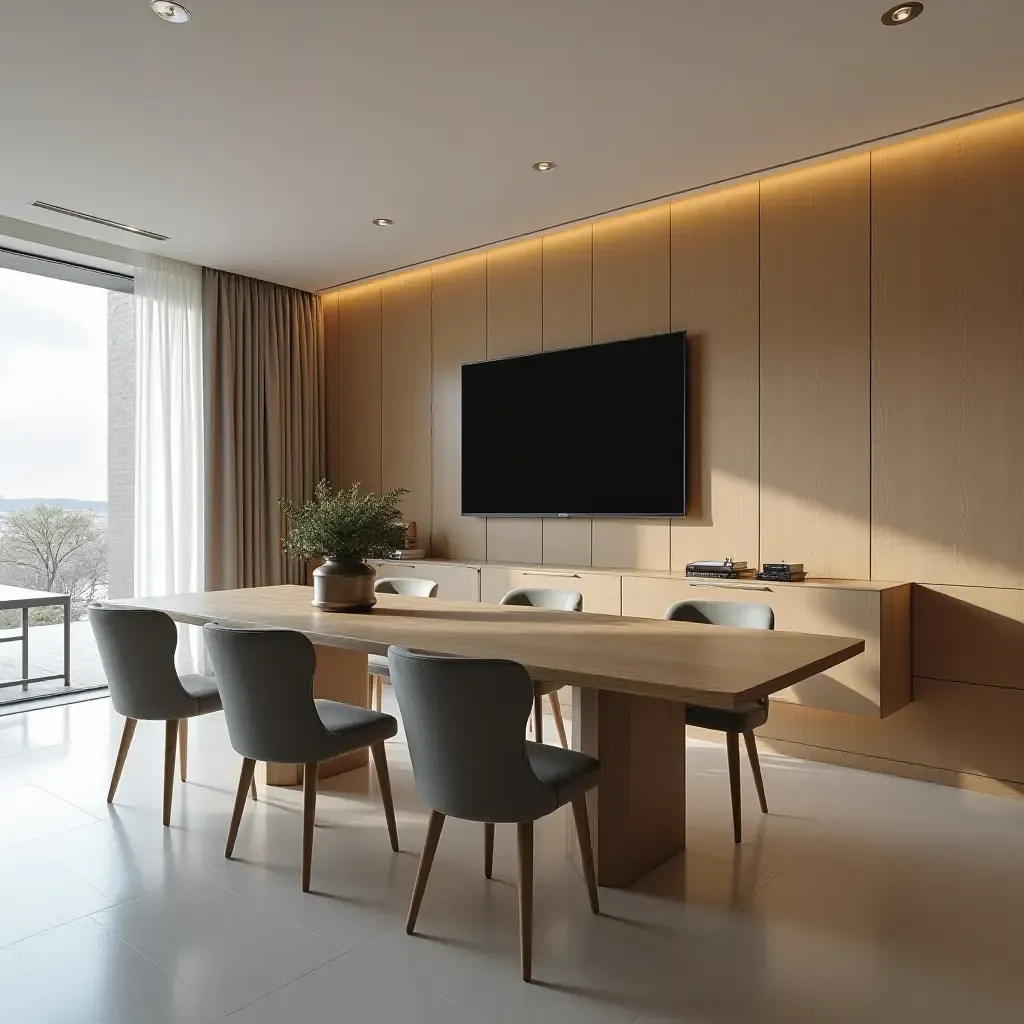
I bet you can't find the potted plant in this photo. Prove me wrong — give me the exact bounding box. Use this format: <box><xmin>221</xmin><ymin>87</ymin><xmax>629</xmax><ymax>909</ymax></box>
<box><xmin>280</xmin><ymin>480</ymin><xmax>407</xmax><ymax>612</ymax></box>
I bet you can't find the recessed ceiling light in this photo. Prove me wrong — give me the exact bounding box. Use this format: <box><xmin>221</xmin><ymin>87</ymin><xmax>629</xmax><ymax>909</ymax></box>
<box><xmin>881</xmin><ymin>3</ymin><xmax>923</xmax><ymax>26</ymax></box>
<box><xmin>532</xmin><ymin>161</ymin><xmax>557</xmax><ymax>172</ymax></box>
<box><xmin>372</xmin><ymin>217</ymin><xmax>394</xmax><ymax>227</ymax></box>
<box><xmin>150</xmin><ymin>1</ymin><xmax>191</xmax><ymax>24</ymax></box>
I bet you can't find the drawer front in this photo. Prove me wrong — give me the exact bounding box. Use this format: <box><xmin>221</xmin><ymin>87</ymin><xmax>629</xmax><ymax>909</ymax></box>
<box><xmin>370</xmin><ymin>561</ymin><xmax>480</xmax><ymax>602</ymax></box>
<box><xmin>622</xmin><ymin>575</ymin><xmax>883</xmax><ymax>717</ymax></box>
<box><xmin>480</xmin><ymin>566</ymin><xmax>621</xmax><ymax>616</ymax></box>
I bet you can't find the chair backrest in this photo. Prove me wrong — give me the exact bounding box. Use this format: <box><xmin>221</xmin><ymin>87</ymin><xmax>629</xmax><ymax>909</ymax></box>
<box><xmin>375</xmin><ymin>577</ymin><xmax>439</xmax><ymax>598</ymax></box>
<box><xmin>664</xmin><ymin>599</ymin><xmax>775</xmax><ymax>631</ymax></box>
<box><xmin>89</xmin><ymin>605</ymin><xmax>201</xmax><ymax>721</ymax></box>
<box><xmin>203</xmin><ymin>624</ymin><xmax>341</xmax><ymax>764</ymax></box>
<box><xmin>500</xmin><ymin>587</ymin><xmax>583</xmax><ymax>612</ymax></box>
<box><xmin>387</xmin><ymin>646</ymin><xmax>560</xmax><ymax>823</ymax></box>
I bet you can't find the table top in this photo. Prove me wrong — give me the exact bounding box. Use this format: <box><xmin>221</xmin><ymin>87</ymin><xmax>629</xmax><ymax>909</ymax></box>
<box><xmin>0</xmin><ymin>585</ymin><xmax>69</xmax><ymax>610</ymax></box>
<box><xmin>116</xmin><ymin>585</ymin><xmax>864</xmax><ymax>709</ymax></box>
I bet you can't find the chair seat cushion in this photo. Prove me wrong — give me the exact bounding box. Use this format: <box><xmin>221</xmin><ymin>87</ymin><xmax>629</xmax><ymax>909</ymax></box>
<box><xmin>179</xmin><ymin>674</ymin><xmax>222</xmax><ymax>715</ymax></box>
<box><xmin>314</xmin><ymin>699</ymin><xmax>398</xmax><ymax>753</ymax></box>
<box><xmin>686</xmin><ymin>701</ymin><xmax>769</xmax><ymax>734</ymax></box>
<box><xmin>367</xmin><ymin>654</ymin><xmax>390</xmax><ymax>678</ymax></box>
<box><xmin>526</xmin><ymin>741</ymin><xmax>600</xmax><ymax>807</ymax></box>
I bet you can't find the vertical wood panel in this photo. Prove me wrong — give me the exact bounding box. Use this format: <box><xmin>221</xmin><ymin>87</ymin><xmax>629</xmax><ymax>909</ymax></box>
<box><xmin>321</xmin><ymin>290</ymin><xmax>341</xmax><ymax>488</ymax></box>
<box><xmin>872</xmin><ymin>115</ymin><xmax>1024</xmax><ymax>588</ymax></box>
<box><xmin>335</xmin><ymin>284</ymin><xmax>382</xmax><ymax>493</ymax></box>
<box><xmin>431</xmin><ymin>256</ymin><xmax>487</xmax><ymax>560</ymax></box>
<box><xmin>591</xmin><ymin>207</ymin><xmax>672</xmax><ymax>569</ymax></box>
<box><xmin>486</xmin><ymin>241</ymin><xmax>544</xmax><ymax>563</ymax></box>
<box><xmin>759</xmin><ymin>154</ymin><xmax>871</xmax><ymax>578</ymax></box>
<box><xmin>381</xmin><ymin>270</ymin><xmax>432</xmax><ymax>545</ymax></box>
<box><xmin>542</xmin><ymin>226</ymin><xmax>593</xmax><ymax>565</ymax></box>
<box><xmin>669</xmin><ymin>183</ymin><xmax>760</xmax><ymax>570</ymax></box>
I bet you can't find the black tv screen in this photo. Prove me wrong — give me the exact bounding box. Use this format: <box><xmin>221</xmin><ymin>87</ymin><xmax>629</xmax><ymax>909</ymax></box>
<box><xmin>462</xmin><ymin>332</ymin><xmax>686</xmax><ymax>517</ymax></box>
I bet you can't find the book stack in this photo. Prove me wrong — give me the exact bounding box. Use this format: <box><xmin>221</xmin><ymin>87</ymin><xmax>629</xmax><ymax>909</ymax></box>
<box><xmin>757</xmin><ymin>562</ymin><xmax>807</xmax><ymax>582</ymax></box>
<box><xmin>685</xmin><ymin>559</ymin><xmax>756</xmax><ymax>580</ymax></box>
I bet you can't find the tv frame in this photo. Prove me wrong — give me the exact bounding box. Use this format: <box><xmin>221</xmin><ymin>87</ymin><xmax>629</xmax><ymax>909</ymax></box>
<box><xmin>460</xmin><ymin>331</ymin><xmax>688</xmax><ymax>519</ymax></box>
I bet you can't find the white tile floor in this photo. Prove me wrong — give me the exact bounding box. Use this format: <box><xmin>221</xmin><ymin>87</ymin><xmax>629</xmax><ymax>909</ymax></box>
<box><xmin>1</xmin><ymin>691</ymin><xmax>1024</xmax><ymax>1023</ymax></box>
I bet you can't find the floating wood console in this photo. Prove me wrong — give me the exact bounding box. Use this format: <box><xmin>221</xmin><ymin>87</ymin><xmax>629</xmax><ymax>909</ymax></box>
<box><xmin>371</xmin><ymin>559</ymin><xmax>911</xmax><ymax>718</ymax></box>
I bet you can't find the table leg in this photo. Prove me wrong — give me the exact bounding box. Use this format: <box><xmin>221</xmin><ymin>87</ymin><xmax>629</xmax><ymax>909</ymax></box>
<box><xmin>567</xmin><ymin>686</ymin><xmax>688</xmax><ymax>888</ymax></box>
<box><xmin>260</xmin><ymin>645</ymin><xmax>370</xmax><ymax>787</ymax></box>
<box><xmin>63</xmin><ymin>598</ymin><xmax>71</xmax><ymax>687</ymax></box>
<box><xmin>21</xmin><ymin>606</ymin><xmax>29</xmax><ymax>690</ymax></box>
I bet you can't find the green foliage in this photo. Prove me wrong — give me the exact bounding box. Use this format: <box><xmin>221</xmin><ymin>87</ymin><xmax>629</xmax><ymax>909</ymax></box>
<box><xmin>280</xmin><ymin>480</ymin><xmax>407</xmax><ymax>562</ymax></box>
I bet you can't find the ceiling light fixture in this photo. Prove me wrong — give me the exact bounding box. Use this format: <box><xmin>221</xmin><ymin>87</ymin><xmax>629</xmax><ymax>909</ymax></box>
<box><xmin>150</xmin><ymin>1</ymin><xmax>191</xmax><ymax>24</ymax></box>
<box><xmin>372</xmin><ymin>217</ymin><xmax>394</xmax><ymax>227</ymax></box>
<box><xmin>532</xmin><ymin>161</ymin><xmax>557</xmax><ymax>172</ymax></box>
<box><xmin>30</xmin><ymin>201</ymin><xmax>169</xmax><ymax>241</ymax></box>
<box><xmin>881</xmin><ymin>3</ymin><xmax>923</xmax><ymax>26</ymax></box>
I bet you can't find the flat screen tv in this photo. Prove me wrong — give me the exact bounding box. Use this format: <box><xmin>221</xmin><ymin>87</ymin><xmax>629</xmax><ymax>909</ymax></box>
<box><xmin>462</xmin><ymin>332</ymin><xmax>686</xmax><ymax>517</ymax></box>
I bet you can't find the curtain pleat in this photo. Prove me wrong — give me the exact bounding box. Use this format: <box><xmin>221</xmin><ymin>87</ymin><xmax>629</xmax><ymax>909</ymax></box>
<box><xmin>202</xmin><ymin>269</ymin><xmax>325</xmax><ymax>590</ymax></box>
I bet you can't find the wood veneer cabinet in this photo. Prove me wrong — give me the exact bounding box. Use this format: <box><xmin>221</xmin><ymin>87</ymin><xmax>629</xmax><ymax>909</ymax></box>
<box><xmin>622</xmin><ymin>575</ymin><xmax>910</xmax><ymax>718</ymax></box>
<box><xmin>479</xmin><ymin>565</ymin><xmax>622</xmax><ymax>616</ymax></box>
<box><xmin>369</xmin><ymin>560</ymin><xmax>480</xmax><ymax>602</ymax></box>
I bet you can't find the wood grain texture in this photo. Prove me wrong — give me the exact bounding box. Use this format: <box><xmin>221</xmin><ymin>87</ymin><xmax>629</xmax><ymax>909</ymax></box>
<box><xmin>592</xmin><ymin>207</ymin><xmax>672</xmax><ymax>570</ymax></box>
<box><xmin>669</xmin><ymin>183</ymin><xmax>760</xmax><ymax>570</ymax></box>
<box><xmin>913</xmin><ymin>583</ymin><xmax>1024</xmax><ymax>690</ymax></box>
<box><xmin>542</xmin><ymin>226</ymin><xmax>593</xmax><ymax>565</ymax></box>
<box><xmin>381</xmin><ymin>271</ymin><xmax>432</xmax><ymax>543</ymax></box>
<box><xmin>431</xmin><ymin>256</ymin><xmax>487</xmax><ymax>560</ymax></box>
<box><xmin>480</xmin><ymin>565</ymin><xmax>622</xmax><ymax>615</ymax></box>
<box><xmin>335</xmin><ymin>284</ymin><xmax>382</xmax><ymax>493</ymax></box>
<box><xmin>486</xmin><ymin>241</ymin><xmax>543</xmax><ymax>563</ymax></box>
<box><xmin>119</xmin><ymin>585</ymin><xmax>863</xmax><ymax>710</ymax></box>
<box><xmin>760</xmin><ymin>676</ymin><xmax>1024</xmax><ymax>790</ymax></box>
<box><xmin>621</xmin><ymin>573</ymin><xmax>910</xmax><ymax>718</ymax></box>
<box><xmin>872</xmin><ymin>115</ymin><xmax>1024</xmax><ymax>587</ymax></box>
<box><xmin>759</xmin><ymin>154</ymin><xmax>871</xmax><ymax>579</ymax></box>
<box><xmin>321</xmin><ymin>290</ymin><xmax>341</xmax><ymax>487</ymax></box>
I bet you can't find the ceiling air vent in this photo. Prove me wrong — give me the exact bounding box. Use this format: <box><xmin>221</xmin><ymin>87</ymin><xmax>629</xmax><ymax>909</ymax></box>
<box><xmin>30</xmin><ymin>201</ymin><xmax>169</xmax><ymax>241</ymax></box>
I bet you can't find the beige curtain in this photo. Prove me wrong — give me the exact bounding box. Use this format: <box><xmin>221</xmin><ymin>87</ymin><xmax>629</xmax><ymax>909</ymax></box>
<box><xmin>202</xmin><ymin>269</ymin><xmax>325</xmax><ymax>590</ymax></box>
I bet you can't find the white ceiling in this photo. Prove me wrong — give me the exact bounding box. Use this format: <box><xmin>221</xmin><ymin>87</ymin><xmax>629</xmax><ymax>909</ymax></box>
<box><xmin>1</xmin><ymin>0</ymin><xmax>1022</xmax><ymax>292</ymax></box>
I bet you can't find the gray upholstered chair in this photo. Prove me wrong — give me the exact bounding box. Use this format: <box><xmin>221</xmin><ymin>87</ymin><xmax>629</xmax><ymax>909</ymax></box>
<box><xmin>388</xmin><ymin>646</ymin><xmax>600</xmax><ymax>982</ymax></box>
<box><xmin>203</xmin><ymin>623</ymin><xmax>400</xmax><ymax>892</ymax></box>
<box><xmin>90</xmin><ymin>604</ymin><xmax>239</xmax><ymax>827</ymax></box>
<box><xmin>664</xmin><ymin>599</ymin><xmax>775</xmax><ymax>843</ymax></box>
<box><xmin>499</xmin><ymin>587</ymin><xmax>582</xmax><ymax>748</ymax></box>
<box><xmin>367</xmin><ymin>577</ymin><xmax>439</xmax><ymax>711</ymax></box>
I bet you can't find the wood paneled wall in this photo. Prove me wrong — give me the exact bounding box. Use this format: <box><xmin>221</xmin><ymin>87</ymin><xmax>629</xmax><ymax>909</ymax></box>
<box><xmin>324</xmin><ymin>112</ymin><xmax>1024</xmax><ymax>794</ymax></box>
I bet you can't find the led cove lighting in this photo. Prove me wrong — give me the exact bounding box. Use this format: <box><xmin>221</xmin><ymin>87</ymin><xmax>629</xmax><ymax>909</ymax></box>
<box><xmin>881</xmin><ymin>3</ymin><xmax>923</xmax><ymax>26</ymax></box>
<box><xmin>150</xmin><ymin>1</ymin><xmax>191</xmax><ymax>23</ymax></box>
<box><xmin>372</xmin><ymin>218</ymin><xmax>394</xmax><ymax>227</ymax></box>
<box><xmin>532</xmin><ymin>161</ymin><xmax>557</xmax><ymax>172</ymax></box>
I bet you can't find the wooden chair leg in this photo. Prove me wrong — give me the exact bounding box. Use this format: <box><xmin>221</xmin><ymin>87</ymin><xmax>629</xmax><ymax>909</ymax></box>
<box><xmin>225</xmin><ymin>758</ymin><xmax>256</xmax><ymax>858</ymax></box>
<box><xmin>549</xmin><ymin>693</ymin><xmax>568</xmax><ymax>749</ymax></box>
<box><xmin>250</xmin><ymin>777</ymin><xmax>258</xmax><ymax>801</ymax></box>
<box><xmin>743</xmin><ymin>731</ymin><xmax>769</xmax><ymax>814</ymax></box>
<box><xmin>571</xmin><ymin>796</ymin><xmax>600</xmax><ymax>914</ymax></box>
<box><xmin>178</xmin><ymin>719</ymin><xmax>188</xmax><ymax>782</ymax></box>
<box><xmin>533</xmin><ymin>694</ymin><xmax>543</xmax><ymax>743</ymax></box>
<box><xmin>371</xmin><ymin>741</ymin><xmax>399</xmax><ymax>851</ymax></box>
<box><xmin>163</xmin><ymin>720</ymin><xmax>179</xmax><ymax>827</ymax></box>
<box><xmin>484</xmin><ymin>822</ymin><xmax>495</xmax><ymax>879</ymax></box>
<box><xmin>517</xmin><ymin>821</ymin><xmax>534</xmax><ymax>983</ymax></box>
<box><xmin>406</xmin><ymin>809</ymin><xmax>445</xmax><ymax>934</ymax></box>
<box><xmin>726</xmin><ymin>731</ymin><xmax>741</xmax><ymax>844</ymax></box>
<box><xmin>301</xmin><ymin>762</ymin><xmax>318</xmax><ymax>892</ymax></box>
<box><xmin>375</xmin><ymin>676</ymin><xmax>384</xmax><ymax>712</ymax></box>
<box><xmin>107</xmin><ymin>717</ymin><xmax>137</xmax><ymax>804</ymax></box>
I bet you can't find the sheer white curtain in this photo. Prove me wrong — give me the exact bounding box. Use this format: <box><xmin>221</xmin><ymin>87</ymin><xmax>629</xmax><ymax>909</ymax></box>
<box><xmin>134</xmin><ymin>254</ymin><xmax>204</xmax><ymax>673</ymax></box>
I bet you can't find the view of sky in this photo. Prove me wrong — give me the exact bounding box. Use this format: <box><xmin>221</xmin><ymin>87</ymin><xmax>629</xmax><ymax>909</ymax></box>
<box><xmin>0</xmin><ymin>267</ymin><xmax>108</xmax><ymax>501</ymax></box>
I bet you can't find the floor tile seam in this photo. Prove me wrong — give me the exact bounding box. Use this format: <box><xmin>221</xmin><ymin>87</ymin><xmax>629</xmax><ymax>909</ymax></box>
<box><xmin>760</xmin><ymin>814</ymin><xmax>847</xmax><ymax>887</ymax></box>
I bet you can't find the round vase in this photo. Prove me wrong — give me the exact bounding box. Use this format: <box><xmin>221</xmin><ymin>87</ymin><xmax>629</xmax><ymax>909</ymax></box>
<box><xmin>311</xmin><ymin>558</ymin><xmax>377</xmax><ymax>612</ymax></box>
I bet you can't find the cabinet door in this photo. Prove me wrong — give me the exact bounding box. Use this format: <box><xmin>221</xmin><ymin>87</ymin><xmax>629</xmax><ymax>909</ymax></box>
<box><xmin>480</xmin><ymin>566</ymin><xmax>621</xmax><ymax>615</ymax></box>
<box><xmin>622</xmin><ymin>575</ymin><xmax>887</xmax><ymax>717</ymax></box>
<box><xmin>370</xmin><ymin>561</ymin><xmax>480</xmax><ymax>602</ymax></box>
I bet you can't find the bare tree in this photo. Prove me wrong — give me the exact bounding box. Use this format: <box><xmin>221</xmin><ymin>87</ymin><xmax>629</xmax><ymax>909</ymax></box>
<box><xmin>0</xmin><ymin>505</ymin><xmax>108</xmax><ymax>621</ymax></box>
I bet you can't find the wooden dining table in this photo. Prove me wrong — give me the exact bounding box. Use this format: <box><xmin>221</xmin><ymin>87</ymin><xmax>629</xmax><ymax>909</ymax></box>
<box><xmin>117</xmin><ymin>584</ymin><xmax>863</xmax><ymax>887</ymax></box>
